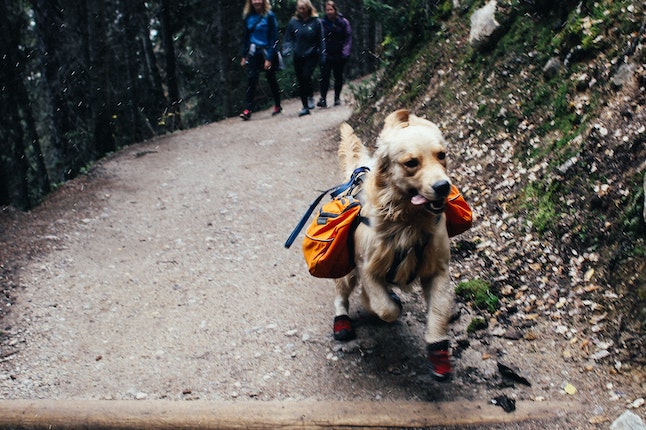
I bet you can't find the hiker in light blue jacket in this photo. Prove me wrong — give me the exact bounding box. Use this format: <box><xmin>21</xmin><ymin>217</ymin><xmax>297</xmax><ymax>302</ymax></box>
<box><xmin>239</xmin><ymin>0</ymin><xmax>282</xmax><ymax>120</ymax></box>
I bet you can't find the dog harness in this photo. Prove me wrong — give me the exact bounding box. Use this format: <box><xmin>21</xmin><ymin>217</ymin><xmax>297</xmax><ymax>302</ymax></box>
<box><xmin>285</xmin><ymin>166</ymin><xmax>370</xmax><ymax>249</ymax></box>
<box><xmin>386</xmin><ymin>233</ymin><xmax>429</xmax><ymax>285</ymax></box>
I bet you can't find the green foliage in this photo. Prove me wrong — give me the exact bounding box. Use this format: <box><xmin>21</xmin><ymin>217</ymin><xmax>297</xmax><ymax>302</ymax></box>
<box><xmin>77</xmin><ymin>165</ymin><xmax>91</xmax><ymax>176</ymax></box>
<box><xmin>436</xmin><ymin>0</ymin><xmax>454</xmax><ymax>19</ymax></box>
<box><xmin>364</xmin><ymin>0</ymin><xmax>442</xmax><ymax>50</ymax></box>
<box><xmin>455</xmin><ymin>279</ymin><xmax>499</xmax><ymax>313</ymax></box>
<box><xmin>62</xmin><ymin>130</ymin><xmax>96</xmax><ymax>180</ymax></box>
<box><xmin>550</xmin><ymin>6</ymin><xmax>595</xmax><ymax>53</ymax></box>
<box><xmin>621</xmin><ymin>173</ymin><xmax>646</xmax><ymax>235</ymax></box>
<box><xmin>521</xmin><ymin>181</ymin><xmax>557</xmax><ymax>234</ymax></box>
<box><xmin>550</xmin><ymin>1</ymin><xmax>628</xmax><ymax>58</ymax></box>
<box><xmin>348</xmin><ymin>74</ymin><xmax>381</xmax><ymax>109</ymax></box>
<box><xmin>380</xmin><ymin>34</ymin><xmax>400</xmax><ymax>60</ymax></box>
<box><xmin>467</xmin><ymin>316</ymin><xmax>488</xmax><ymax>333</ymax></box>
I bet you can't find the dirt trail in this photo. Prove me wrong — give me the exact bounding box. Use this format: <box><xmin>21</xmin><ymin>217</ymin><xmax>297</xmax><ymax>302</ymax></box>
<box><xmin>0</xmin><ymin>97</ymin><xmax>644</xmax><ymax>428</ymax></box>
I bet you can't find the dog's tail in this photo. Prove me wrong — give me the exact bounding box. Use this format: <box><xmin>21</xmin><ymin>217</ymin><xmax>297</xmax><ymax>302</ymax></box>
<box><xmin>339</xmin><ymin>122</ymin><xmax>370</xmax><ymax>178</ymax></box>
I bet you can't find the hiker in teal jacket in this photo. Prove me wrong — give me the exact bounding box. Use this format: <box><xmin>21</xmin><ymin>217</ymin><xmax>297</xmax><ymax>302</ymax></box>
<box><xmin>283</xmin><ymin>0</ymin><xmax>325</xmax><ymax>117</ymax></box>
<box><xmin>239</xmin><ymin>0</ymin><xmax>282</xmax><ymax>120</ymax></box>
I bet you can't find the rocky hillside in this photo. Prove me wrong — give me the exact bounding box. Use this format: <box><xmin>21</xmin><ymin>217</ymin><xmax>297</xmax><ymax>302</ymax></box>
<box><xmin>348</xmin><ymin>0</ymin><xmax>645</xmax><ymax>362</ymax></box>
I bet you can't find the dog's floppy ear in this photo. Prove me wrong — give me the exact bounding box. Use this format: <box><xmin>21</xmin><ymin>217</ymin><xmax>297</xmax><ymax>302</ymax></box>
<box><xmin>383</xmin><ymin>109</ymin><xmax>411</xmax><ymax>130</ymax></box>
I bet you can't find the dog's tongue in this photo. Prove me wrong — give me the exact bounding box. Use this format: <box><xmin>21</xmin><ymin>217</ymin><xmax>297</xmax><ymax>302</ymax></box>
<box><xmin>411</xmin><ymin>194</ymin><xmax>429</xmax><ymax>205</ymax></box>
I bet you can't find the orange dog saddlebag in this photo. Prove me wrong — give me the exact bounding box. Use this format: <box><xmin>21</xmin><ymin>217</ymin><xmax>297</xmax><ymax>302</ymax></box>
<box><xmin>445</xmin><ymin>185</ymin><xmax>473</xmax><ymax>237</ymax></box>
<box><xmin>301</xmin><ymin>196</ymin><xmax>361</xmax><ymax>278</ymax></box>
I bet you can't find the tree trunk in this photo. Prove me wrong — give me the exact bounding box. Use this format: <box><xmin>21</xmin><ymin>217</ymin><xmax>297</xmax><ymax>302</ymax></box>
<box><xmin>86</xmin><ymin>0</ymin><xmax>116</xmax><ymax>156</ymax></box>
<box><xmin>119</xmin><ymin>0</ymin><xmax>146</xmax><ymax>142</ymax></box>
<box><xmin>159</xmin><ymin>0</ymin><xmax>182</xmax><ymax>131</ymax></box>
<box><xmin>30</xmin><ymin>0</ymin><xmax>75</xmax><ymax>183</ymax></box>
<box><xmin>214</xmin><ymin>0</ymin><xmax>228</xmax><ymax>117</ymax></box>
<box><xmin>137</xmin><ymin>2</ymin><xmax>167</xmax><ymax>133</ymax></box>
<box><xmin>0</xmin><ymin>0</ymin><xmax>48</xmax><ymax>209</ymax></box>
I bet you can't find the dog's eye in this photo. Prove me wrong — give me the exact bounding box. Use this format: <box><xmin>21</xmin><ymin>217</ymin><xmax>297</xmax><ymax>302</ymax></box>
<box><xmin>437</xmin><ymin>152</ymin><xmax>446</xmax><ymax>160</ymax></box>
<box><xmin>403</xmin><ymin>159</ymin><xmax>419</xmax><ymax>168</ymax></box>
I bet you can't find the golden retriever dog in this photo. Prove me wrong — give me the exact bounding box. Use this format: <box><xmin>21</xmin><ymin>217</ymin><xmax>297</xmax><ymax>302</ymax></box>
<box><xmin>334</xmin><ymin>109</ymin><xmax>454</xmax><ymax>381</ymax></box>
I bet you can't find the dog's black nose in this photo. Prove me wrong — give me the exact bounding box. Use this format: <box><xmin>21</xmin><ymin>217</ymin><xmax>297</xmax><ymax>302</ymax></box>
<box><xmin>432</xmin><ymin>180</ymin><xmax>450</xmax><ymax>198</ymax></box>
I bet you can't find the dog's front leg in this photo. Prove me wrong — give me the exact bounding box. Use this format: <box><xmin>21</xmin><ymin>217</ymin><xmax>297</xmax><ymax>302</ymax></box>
<box><xmin>421</xmin><ymin>272</ymin><xmax>454</xmax><ymax>381</ymax></box>
<box><xmin>420</xmin><ymin>272</ymin><xmax>453</xmax><ymax>344</ymax></box>
<box><xmin>361</xmin><ymin>273</ymin><xmax>402</xmax><ymax>323</ymax></box>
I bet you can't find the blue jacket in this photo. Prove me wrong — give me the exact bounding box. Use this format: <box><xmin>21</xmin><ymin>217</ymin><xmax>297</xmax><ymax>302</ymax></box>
<box><xmin>241</xmin><ymin>11</ymin><xmax>279</xmax><ymax>60</ymax></box>
<box><xmin>283</xmin><ymin>16</ymin><xmax>324</xmax><ymax>60</ymax></box>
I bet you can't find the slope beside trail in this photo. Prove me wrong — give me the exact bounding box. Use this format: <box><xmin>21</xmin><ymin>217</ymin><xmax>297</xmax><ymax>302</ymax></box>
<box><xmin>0</xmin><ymin>97</ymin><xmax>644</xmax><ymax>428</ymax></box>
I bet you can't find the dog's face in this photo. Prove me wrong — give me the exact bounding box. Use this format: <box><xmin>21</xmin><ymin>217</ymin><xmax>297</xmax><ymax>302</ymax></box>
<box><xmin>374</xmin><ymin>110</ymin><xmax>451</xmax><ymax>214</ymax></box>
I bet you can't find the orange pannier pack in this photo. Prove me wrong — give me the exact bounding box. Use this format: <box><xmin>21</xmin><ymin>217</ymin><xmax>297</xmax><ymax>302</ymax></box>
<box><xmin>445</xmin><ymin>185</ymin><xmax>473</xmax><ymax>237</ymax></box>
<box><xmin>301</xmin><ymin>196</ymin><xmax>361</xmax><ymax>278</ymax></box>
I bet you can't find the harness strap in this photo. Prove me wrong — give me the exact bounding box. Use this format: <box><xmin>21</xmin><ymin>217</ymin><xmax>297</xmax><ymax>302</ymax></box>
<box><xmin>330</xmin><ymin>166</ymin><xmax>369</xmax><ymax>198</ymax></box>
<box><xmin>386</xmin><ymin>234</ymin><xmax>429</xmax><ymax>285</ymax></box>
<box><xmin>284</xmin><ymin>166</ymin><xmax>369</xmax><ymax>248</ymax></box>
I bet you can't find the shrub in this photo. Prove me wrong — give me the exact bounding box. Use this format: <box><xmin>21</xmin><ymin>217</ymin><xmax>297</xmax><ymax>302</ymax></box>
<box><xmin>455</xmin><ymin>279</ymin><xmax>499</xmax><ymax>313</ymax></box>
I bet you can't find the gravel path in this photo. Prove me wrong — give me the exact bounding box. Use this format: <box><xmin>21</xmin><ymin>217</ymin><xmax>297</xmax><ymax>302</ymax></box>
<box><xmin>0</xmin><ymin>97</ymin><xmax>643</xmax><ymax>428</ymax></box>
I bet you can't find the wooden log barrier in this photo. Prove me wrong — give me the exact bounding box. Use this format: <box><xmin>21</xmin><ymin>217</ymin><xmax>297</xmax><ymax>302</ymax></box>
<box><xmin>0</xmin><ymin>399</ymin><xmax>580</xmax><ymax>429</ymax></box>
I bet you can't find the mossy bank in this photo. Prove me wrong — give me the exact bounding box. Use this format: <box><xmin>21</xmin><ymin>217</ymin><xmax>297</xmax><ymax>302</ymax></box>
<box><xmin>348</xmin><ymin>0</ymin><xmax>645</xmax><ymax>360</ymax></box>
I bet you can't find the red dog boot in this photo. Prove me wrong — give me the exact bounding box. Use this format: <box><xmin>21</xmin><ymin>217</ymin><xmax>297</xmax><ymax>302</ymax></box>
<box><xmin>333</xmin><ymin>315</ymin><xmax>355</xmax><ymax>341</ymax></box>
<box><xmin>428</xmin><ymin>340</ymin><xmax>452</xmax><ymax>382</ymax></box>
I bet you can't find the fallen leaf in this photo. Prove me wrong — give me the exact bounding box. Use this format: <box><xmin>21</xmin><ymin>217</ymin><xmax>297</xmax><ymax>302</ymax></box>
<box><xmin>564</xmin><ymin>382</ymin><xmax>577</xmax><ymax>395</ymax></box>
<box><xmin>491</xmin><ymin>395</ymin><xmax>516</xmax><ymax>412</ymax></box>
<box><xmin>497</xmin><ymin>362</ymin><xmax>532</xmax><ymax>386</ymax></box>
<box><xmin>584</xmin><ymin>268</ymin><xmax>595</xmax><ymax>282</ymax></box>
<box><xmin>524</xmin><ymin>332</ymin><xmax>537</xmax><ymax>341</ymax></box>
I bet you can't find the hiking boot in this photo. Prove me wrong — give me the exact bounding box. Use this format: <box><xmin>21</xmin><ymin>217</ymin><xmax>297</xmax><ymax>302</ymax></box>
<box><xmin>272</xmin><ymin>106</ymin><xmax>282</xmax><ymax>116</ymax></box>
<box><xmin>333</xmin><ymin>315</ymin><xmax>355</xmax><ymax>341</ymax></box>
<box><xmin>298</xmin><ymin>108</ymin><xmax>310</xmax><ymax>117</ymax></box>
<box><xmin>317</xmin><ymin>98</ymin><xmax>327</xmax><ymax>108</ymax></box>
<box><xmin>427</xmin><ymin>340</ymin><xmax>452</xmax><ymax>382</ymax></box>
<box><xmin>334</xmin><ymin>98</ymin><xmax>341</xmax><ymax>106</ymax></box>
<box><xmin>239</xmin><ymin>109</ymin><xmax>251</xmax><ymax>120</ymax></box>
<box><xmin>307</xmin><ymin>97</ymin><xmax>315</xmax><ymax>109</ymax></box>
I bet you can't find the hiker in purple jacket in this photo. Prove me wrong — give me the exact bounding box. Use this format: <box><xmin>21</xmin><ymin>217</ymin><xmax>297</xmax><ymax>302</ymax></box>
<box><xmin>317</xmin><ymin>1</ymin><xmax>351</xmax><ymax>108</ymax></box>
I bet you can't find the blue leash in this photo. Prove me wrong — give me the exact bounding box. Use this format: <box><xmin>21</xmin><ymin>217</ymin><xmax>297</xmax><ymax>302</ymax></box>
<box><xmin>284</xmin><ymin>166</ymin><xmax>369</xmax><ymax>248</ymax></box>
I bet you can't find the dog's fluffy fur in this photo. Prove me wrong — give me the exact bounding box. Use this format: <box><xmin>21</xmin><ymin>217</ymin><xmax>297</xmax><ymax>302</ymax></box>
<box><xmin>335</xmin><ymin>109</ymin><xmax>454</xmax><ymax>347</ymax></box>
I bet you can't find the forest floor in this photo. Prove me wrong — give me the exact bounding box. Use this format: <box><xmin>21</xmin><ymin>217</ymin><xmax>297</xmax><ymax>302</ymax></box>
<box><xmin>0</xmin><ymin>96</ymin><xmax>644</xmax><ymax>429</ymax></box>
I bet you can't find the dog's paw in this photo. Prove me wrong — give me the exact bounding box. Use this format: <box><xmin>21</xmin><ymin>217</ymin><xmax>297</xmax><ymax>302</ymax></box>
<box><xmin>333</xmin><ymin>315</ymin><xmax>356</xmax><ymax>341</ymax></box>
<box><xmin>373</xmin><ymin>291</ymin><xmax>403</xmax><ymax>323</ymax></box>
<box><xmin>428</xmin><ymin>340</ymin><xmax>452</xmax><ymax>382</ymax></box>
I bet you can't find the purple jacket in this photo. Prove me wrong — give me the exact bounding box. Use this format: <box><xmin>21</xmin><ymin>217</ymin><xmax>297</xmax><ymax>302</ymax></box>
<box><xmin>321</xmin><ymin>14</ymin><xmax>351</xmax><ymax>60</ymax></box>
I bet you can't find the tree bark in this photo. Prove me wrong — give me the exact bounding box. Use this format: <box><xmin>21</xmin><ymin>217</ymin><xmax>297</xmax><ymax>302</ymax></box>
<box><xmin>30</xmin><ymin>0</ymin><xmax>75</xmax><ymax>183</ymax></box>
<box><xmin>159</xmin><ymin>0</ymin><xmax>182</xmax><ymax>130</ymax></box>
<box><xmin>86</xmin><ymin>0</ymin><xmax>116</xmax><ymax>156</ymax></box>
<box><xmin>137</xmin><ymin>2</ymin><xmax>167</xmax><ymax>133</ymax></box>
<box><xmin>0</xmin><ymin>0</ymin><xmax>50</xmax><ymax>208</ymax></box>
